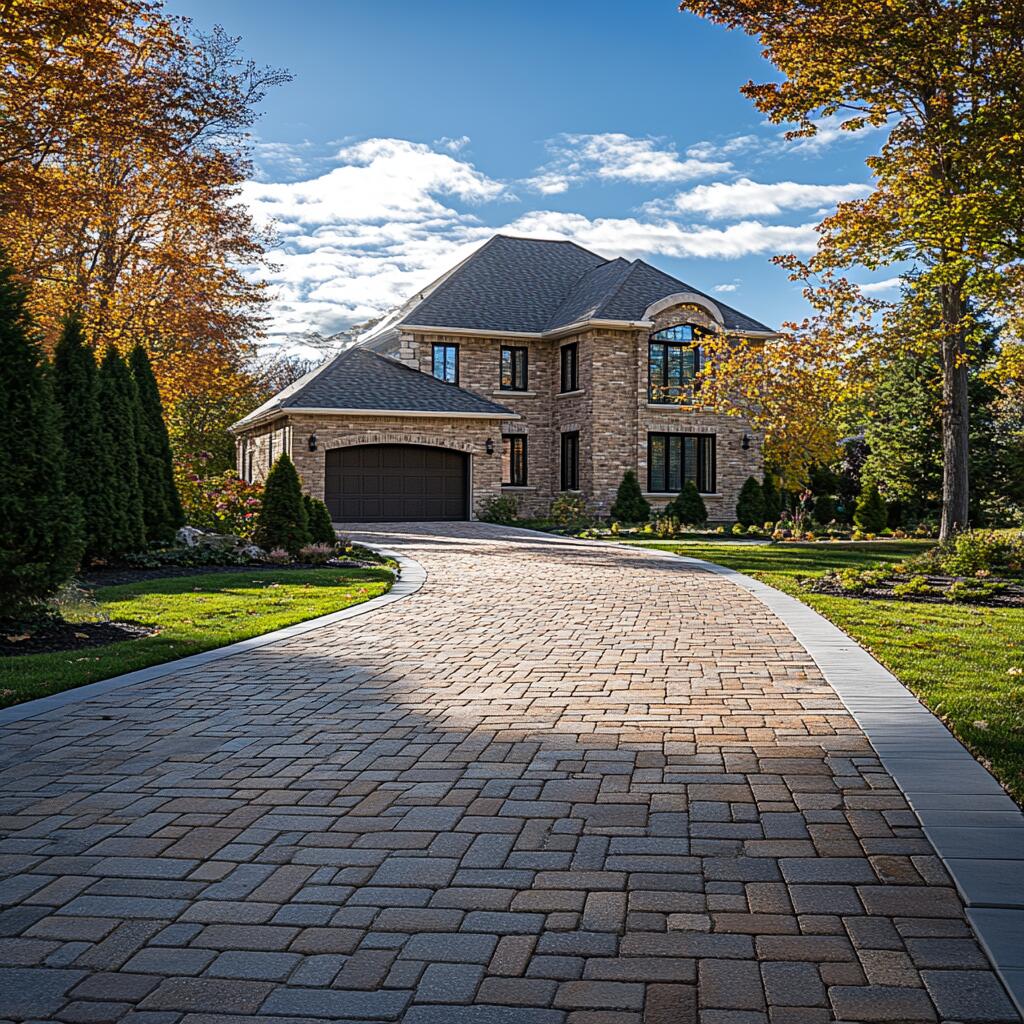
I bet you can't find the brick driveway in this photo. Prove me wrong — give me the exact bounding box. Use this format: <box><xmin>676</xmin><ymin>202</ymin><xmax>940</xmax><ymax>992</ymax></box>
<box><xmin>0</xmin><ymin>523</ymin><xmax>1017</xmax><ymax>1023</ymax></box>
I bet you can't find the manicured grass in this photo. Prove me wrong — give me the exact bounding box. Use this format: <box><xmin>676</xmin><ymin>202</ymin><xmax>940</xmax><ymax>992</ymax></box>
<box><xmin>628</xmin><ymin>539</ymin><xmax>1024</xmax><ymax>805</ymax></box>
<box><xmin>0</xmin><ymin>568</ymin><xmax>394</xmax><ymax>709</ymax></box>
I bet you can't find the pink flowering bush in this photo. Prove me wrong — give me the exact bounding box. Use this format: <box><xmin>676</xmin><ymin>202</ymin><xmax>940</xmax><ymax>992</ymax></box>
<box><xmin>174</xmin><ymin>452</ymin><xmax>262</xmax><ymax>539</ymax></box>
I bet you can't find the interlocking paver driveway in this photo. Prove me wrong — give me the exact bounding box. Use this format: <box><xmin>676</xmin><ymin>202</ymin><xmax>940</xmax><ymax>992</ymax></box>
<box><xmin>0</xmin><ymin>523</ymin><xmax>1018</xmax><ymax>1023</ymax></box>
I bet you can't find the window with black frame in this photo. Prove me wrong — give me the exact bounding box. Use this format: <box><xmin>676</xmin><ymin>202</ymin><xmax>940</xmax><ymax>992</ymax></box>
<box><xmin>647</xmin><ymin>432</ymin><xmax>716</xmax><ymax>493</ymax></box>
<box><xmin>502</xmin><ymin>434</ymin><xmax>528</xmax><ymax>486</ymax></box>
<box><xmin>500</xmin><ymin>345</ymin><xmax>529</xmax><ymax>391</ymax></box>
<box><xmin>560</xmin><ymin>431</ymin><xmax>579</xmax><ymax>491</ymax></box>
<box><xmin>560</xmin><ymin>342</ymin><xmax>578</xmax><ymax>393</ymax></box>
<box><xmin>648</xmin><ymin>324</ymin><xmax>704</xmax><ymax>403</ymax></box>
<box><xmin>432</xmin><ymin>342</ymin><xmax>459</xmax><ymax>383</ymax></box>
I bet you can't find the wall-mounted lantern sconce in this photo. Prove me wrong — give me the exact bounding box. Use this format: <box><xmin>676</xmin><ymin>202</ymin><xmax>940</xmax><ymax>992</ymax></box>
<box><xmin>308</xmin><ymin>432</ymin><xmax>318</xmax><ymax>452</ymax></box>
<box><xmin>741</xmin><ymin>433</ymin><xmax>750</xmax><ymax>451</ymax></box>
<box><xmin>485</xmin><ymin>438</ymin><xmax>495</xmax><ymax>455</ymax></box>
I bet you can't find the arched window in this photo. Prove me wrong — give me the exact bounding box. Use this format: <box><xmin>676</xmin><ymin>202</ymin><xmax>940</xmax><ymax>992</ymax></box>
<box><xmin>648</xmin><ymin>323</ymin><xmax>707</xmax><ymax>404</ymax></box>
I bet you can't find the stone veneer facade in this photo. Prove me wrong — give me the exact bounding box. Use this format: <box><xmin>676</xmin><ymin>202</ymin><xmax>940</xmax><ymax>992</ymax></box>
<box><xmin>236</xmin><ymin>299</ymin><xmax>763</xmax><ymax>523</ymax></box>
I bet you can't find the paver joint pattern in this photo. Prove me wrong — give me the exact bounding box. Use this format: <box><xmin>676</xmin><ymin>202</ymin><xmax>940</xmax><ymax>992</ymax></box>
<box><xmin>0</xmin><ymin>522</ymin><xmax>1018</xmax><ymax>1024</ymax></box>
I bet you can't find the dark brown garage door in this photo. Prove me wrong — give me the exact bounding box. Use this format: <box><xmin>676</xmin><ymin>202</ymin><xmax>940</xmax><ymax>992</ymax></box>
<box><xmin>324</xmin><ymin>444</ymin><xmax>468</xmax><ymax>522</ymax></box>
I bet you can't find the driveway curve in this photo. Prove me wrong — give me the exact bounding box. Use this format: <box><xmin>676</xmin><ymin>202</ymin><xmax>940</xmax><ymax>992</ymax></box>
<box><xmin>0</xmin><ymin>522</ymin><xmax>1017</xmax><ymax>1023</ymax></box>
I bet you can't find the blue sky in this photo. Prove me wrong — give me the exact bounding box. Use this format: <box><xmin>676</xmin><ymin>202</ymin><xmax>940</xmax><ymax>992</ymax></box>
<box><xmin>169</xmin><ymin>0</ymin><xmax>894</xmax><ymax>354</ymax></box>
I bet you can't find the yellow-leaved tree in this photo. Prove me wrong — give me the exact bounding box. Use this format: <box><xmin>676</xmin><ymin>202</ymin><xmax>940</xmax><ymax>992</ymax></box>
<box><xmin>678</xmin><ymin>0</ymin><xmax>1024</xmax><ymax>540</ymax></box>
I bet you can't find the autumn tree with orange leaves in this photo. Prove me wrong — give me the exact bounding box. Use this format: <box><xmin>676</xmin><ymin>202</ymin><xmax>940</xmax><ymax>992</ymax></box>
<box><xmin>679</xmin><ymin>0</ymin><xmax>1024</xmax><ymax>540</ymax></box>
<box><xmin>0</xmin><ymin>0</ymin><xmax>290</xmax><ymax>414</ymax></box>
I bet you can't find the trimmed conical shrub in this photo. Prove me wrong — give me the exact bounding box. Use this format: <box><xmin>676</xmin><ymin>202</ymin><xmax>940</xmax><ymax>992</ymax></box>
<box><xmin>304</xmin><ymin>494</ymin><xmax>337</xmax><ymax>545</ymax></box>
<box><xmin>736</xmin><ymin>476</ymin><xmax>766</xmax><ymax>526</ymax></box>
<box><xmin>98</xmin><ymin>346</ymin><xmax>146</xmax><ymax>555</ymax></box>
<box><xmin>761</xmin><ymin>473</ymin><xmax>781</xmax><ymax>523</ymax></box>
<box><xmin>255</xmin><ymin>454</ymin><xmax>309</xmax><ymax>555</ymax></box>
<box><xmin>854</xmin><ymin>482</ymin><xmax>887</xmax><ymax>533</ymax></box>
<box><xmin>610</xmin><ymin>469</ymin><xmax>651</xmax><ymax>523</ymax></box>
<box><xmin>52</xmin><ymin>312</ymin><xmax>114</xmax><ymax>563</ymax></box>
<box><xmin>0</xmin><ymin>258</ymin><xmax>82</xmax><ymax>618</ymax></box>
<box><xmin>130</xmin><ymin>345</ymin><xmax>183</xmax><ymax>542</ymax></box>
<box><xmin>666</xmin><ymin>480</ymin><xmax>708</xmax><ymax>526</ymax></box>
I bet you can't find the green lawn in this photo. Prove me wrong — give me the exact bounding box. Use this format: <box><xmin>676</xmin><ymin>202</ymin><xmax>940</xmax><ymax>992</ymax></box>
<box><xmin>628</xmin><ymin>539</ymin><xmax>1024</xmax><ymax>805</ymax></box>
<box><xmin>0</xmin><ymin>568</ymin><xmax>393</xmax><ymax>709</ymax></box>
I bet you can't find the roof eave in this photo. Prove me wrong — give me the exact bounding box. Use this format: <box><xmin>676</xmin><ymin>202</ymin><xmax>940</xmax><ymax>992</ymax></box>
<box><xmin>232</xmin><ymin>405</ymin><xmax>518</xmax><ymax>433</ymax></box>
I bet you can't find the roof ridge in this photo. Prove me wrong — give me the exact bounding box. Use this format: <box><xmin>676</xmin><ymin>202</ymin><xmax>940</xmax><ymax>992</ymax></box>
<box><xmin>591</xmin><ymin>259</ymin><xmax>650</xmax><ymax>322</ymax></box>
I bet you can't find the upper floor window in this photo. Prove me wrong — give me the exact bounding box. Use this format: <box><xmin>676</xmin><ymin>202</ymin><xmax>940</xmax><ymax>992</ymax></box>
<box><xmin>560</xmin><ymin>343</ymin><xmax>579</xmax><ymax>393</ymax></box>
<box><xmin>432</xmin><ymin>342</ymin><xmax>459</xmax><ymax>384</ymax></box>
<box><xmin>648</xmin><ymin>324</ymin><xmax>704</xmax><ymax>404</ymax></box>
<box><xmin>502</xmin><ymin>434</ymin><xmax>528</xmax><ymax>486</ymax></box>
<box><xmin>500</xmin><ymin>345</ymin><xmax>529</xmax><ymax>391</ymax></box>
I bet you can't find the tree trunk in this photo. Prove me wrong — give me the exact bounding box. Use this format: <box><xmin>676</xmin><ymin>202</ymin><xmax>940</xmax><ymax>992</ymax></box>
<box><xmin>938</xmin><ymin>283</ymin><xmax>970</xmax><ymax>543</ymax></box>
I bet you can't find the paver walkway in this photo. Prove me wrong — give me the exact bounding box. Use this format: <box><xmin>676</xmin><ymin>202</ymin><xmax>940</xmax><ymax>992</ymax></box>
<box><xmin>0</xmin><ymin>523</ymin><xmax>1018</xmax><ymax>1024</ymax></box>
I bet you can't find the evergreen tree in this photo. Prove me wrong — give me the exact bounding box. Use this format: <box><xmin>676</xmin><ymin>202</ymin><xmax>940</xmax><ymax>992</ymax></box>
<box><xmin>609</xmin><ymin>470</ymin><xmax>651</xmax><ymax>523</ymax></box>
<box><xmin>130</xmin><ymin>345</ymin><xmax>183</xmax><ymax>541</ymax></box>
<box><xmin>98</xmin><ymin>347</ymin><xmax>146</xmax><ymax>555</ymax></box>
<box><xmin>735</xmin><ymin>476</ymin><xmax>766</xmax><ymax>526</ymax></box>
<box><xmin>854</xmin><ymin>482</ymin><xmax>888</xmax><ymax>534</ymax></box>
<box><xmin>52</xmin><ymin>313</ymin><xmax>115</xmax><ymax>563</ymax></box>
<box><xmin>666</xmin><ymin>481</ymin><xmax>708</xmax><ymax>526</ymax></box>
<box><xmin>812</xmin><ymin>494</ymin><xmax>837</xmax><ymax>525</ymax></box>
<box><xmin>761</xmin><ymin>473</ymin><xmax>782</xmax><ymax>523</ymax></box>
<box><xmin>304</xmin><ymin>494</ymin><xmax>337</xmax><ymax>545</ymax></box>
<box><xmin>0</xmin><ymin>258</ymin><xmax>82</xmax><ymax>618</ymax></box>
<box><xmin>255</xmin><ymin>454</ymin><xmax>309</xmax><ymax>555</ymax></box>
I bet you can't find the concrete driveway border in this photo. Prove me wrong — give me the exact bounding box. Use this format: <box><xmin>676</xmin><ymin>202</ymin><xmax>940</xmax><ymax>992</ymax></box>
<box><xmin>0</xmin><ymin>545</ymin><xmax>426</xmax><ymax>729</ymax></box>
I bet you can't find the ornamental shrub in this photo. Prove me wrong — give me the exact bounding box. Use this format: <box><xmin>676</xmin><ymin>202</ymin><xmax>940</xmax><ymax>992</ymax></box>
<box><xmin>736</xmin><ymin>476</ymin><xmax>766</xmax><ymax>526</ymax></box>
<box><xmin>476</xmin><ymin>495</ymin><xmax>519</xmax><ymax>524</ymax></box>
<box><xmin>174</xmin><ymin>453</ymin><xmax>262</xmax><ymax>538</ymax></box>
<box><xmin>254</xmin><ymin>454</ymin><xmax>309</xmax><ymax>556</ymax></box>
<box><xmin>853</xmin><ymin>482</ymin><xmax>888</xmax><ymax>534</ymax></box>
<box><xmin>549</xmin><ymin>493</ymin><xmax>590</xmax><ymax>528</ymax></box>
<box><xmin>761</xmin><ymin>473</ymin><xmax>782</xmax><ymax>523</ymax></box>
<box><xmin>130</xmin><ymin>345</ymin><xmax>183</xmax><ymax>542</ymax></box>
<box><xmin>0</xmin><ymin>259</ymin><xmax>83</xmax><ymax>618</ymax></box>
<box><xmin>610</xmin><ymin>470</ymin><xmax>650</xmax><ymax>523</ymax></box>
<box><xmin>666</xmin><ymin>481</ymin><xmax>707</xmax><ymax>526</ymax></box>
<box><xmin>304</xmin><ymin>494</ymin><xmax>337</xmax><ymax>545</ymax></box>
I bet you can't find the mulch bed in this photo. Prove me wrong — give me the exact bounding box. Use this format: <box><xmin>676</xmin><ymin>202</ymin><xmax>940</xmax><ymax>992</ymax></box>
<box><xmin>1</xmin><ymin>619</ymin><xmax>153</xmax><ymax>658</ymax></box>
<box><xmin>80</xmin><ymin>558</ymin><xmax>391</xmax><ymax>589</ymax></box>
<box><xmin>808</xmin><ymin>574</ymin><xmax>1024</xmax><ymax>607</ymax></box>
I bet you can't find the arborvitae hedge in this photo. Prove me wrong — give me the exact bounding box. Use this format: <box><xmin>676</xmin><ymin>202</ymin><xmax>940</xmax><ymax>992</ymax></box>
<box><xmin>98</xmin><ymin>347</ymin><xmax>146</xmax><ymax>555</ymax></box>
<box><xmin>736</xmin><ymin>476</ymin><xmax>767</xmax><ymax>526</ymax></box>
<box><xmin>130</xmin><ymin>345</ymin><xmax>183</xmax><ymax>542</ymax></box>
<box><xmin>255</xmin><ymin>454</ymin><xmax>310</xmax><ymax>555</ymax></box>
<box><xmin>0</xmin><ymin>259</ymin><xmax>82</xmax><ymax>618</ymax></box>
<box><xmin>610</xmin><ymin>469</ymin><xmax>651</xmax><ymax>523</ymax></box>
<box><xmin>666</xmin><ymin>480</ymin><xmax>708</xmax><ymax>526</ymax></box>
<box><xmin>52</xmin><ymin>313</ymin><xmax>113</xmax><ymax>563</ymax></box>
<box><xmin>304</xmin><ymin>494</ymin><xmax>337</xmax><ymax>545</ymax></box>
<box><xmin>761</xmin><ymin>473</ymin><xmax>782</xmax><ymax>523</ymax></box>
<box><xmin>854</xmin><ymin>482</ymin><xmax>888</xmax><ymax>534</ymax></box>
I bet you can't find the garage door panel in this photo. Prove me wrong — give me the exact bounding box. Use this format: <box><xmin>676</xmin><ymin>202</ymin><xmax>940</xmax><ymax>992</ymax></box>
<box><xmin>324</xmin><ymin>444</ymin><xmax>468</xmax><ymax>522</ymax></box>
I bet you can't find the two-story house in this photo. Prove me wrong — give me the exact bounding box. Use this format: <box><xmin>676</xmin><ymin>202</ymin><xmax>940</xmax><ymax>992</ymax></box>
<box><xmin>230</xmin><ymin>234</ymin><xmax>776</xmax><ymax>523</ymax></box>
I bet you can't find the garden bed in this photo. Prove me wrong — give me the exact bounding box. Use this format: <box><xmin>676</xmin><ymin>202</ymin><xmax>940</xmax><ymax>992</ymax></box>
<box><xmin>807</xmin><ymin>571</ymin><xmax>1024</xmax><ymax>607</ymax></box>
<box><xmin>1</xmin><ymin>619</ymin><xmax>153</xmax><ymax>658</ymax></box>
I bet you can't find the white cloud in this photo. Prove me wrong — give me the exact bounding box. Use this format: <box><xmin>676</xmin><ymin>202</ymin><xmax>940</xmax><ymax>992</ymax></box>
<box><xmin>686</xmin><ymin>135</ymin><xmax>760</xmax><ymax>161</ymax></box>
<box><xmin>524</xmin><ymin>132</ymin><xmax>733</xmax><ymax>192</ymax></box>
<box><xmin>780</xmin><ymin>113</ymin><xmax>888</xmax><ymax>153</ymax></box>
<box><xmin>860</xmin><ymin>276</ymin><xmax>903</xmax><ymax>294</ymax></box>
<box><xmin>504</xmin><ymin>210</ymin><xmax>819</xmax><ymax>261</ymax></box>
<box><xmin>435</xmin><ymin>135</ymin><xmax>470</xmax><ymax>153</ymax></box>
<box><xmin>714</xmin><ymin>281</ymin><xmax>739</xmax><ymax>293</ymax></box>
<box><xmin>659</xmin><ymin>177</ymin><xmax>870</xmax><ymax>220</ymax></box>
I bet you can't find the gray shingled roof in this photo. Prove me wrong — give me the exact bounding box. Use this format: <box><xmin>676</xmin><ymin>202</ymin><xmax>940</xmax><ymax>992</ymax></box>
<box><xmin>232</xmin><ymin>347</ymin><xmax>513</xmax><ymax>429</ymax></box>
<box><xmin>400</xmin><ymin>234</ymin><xmax>774</xmax><ymax>334</ymax></box>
